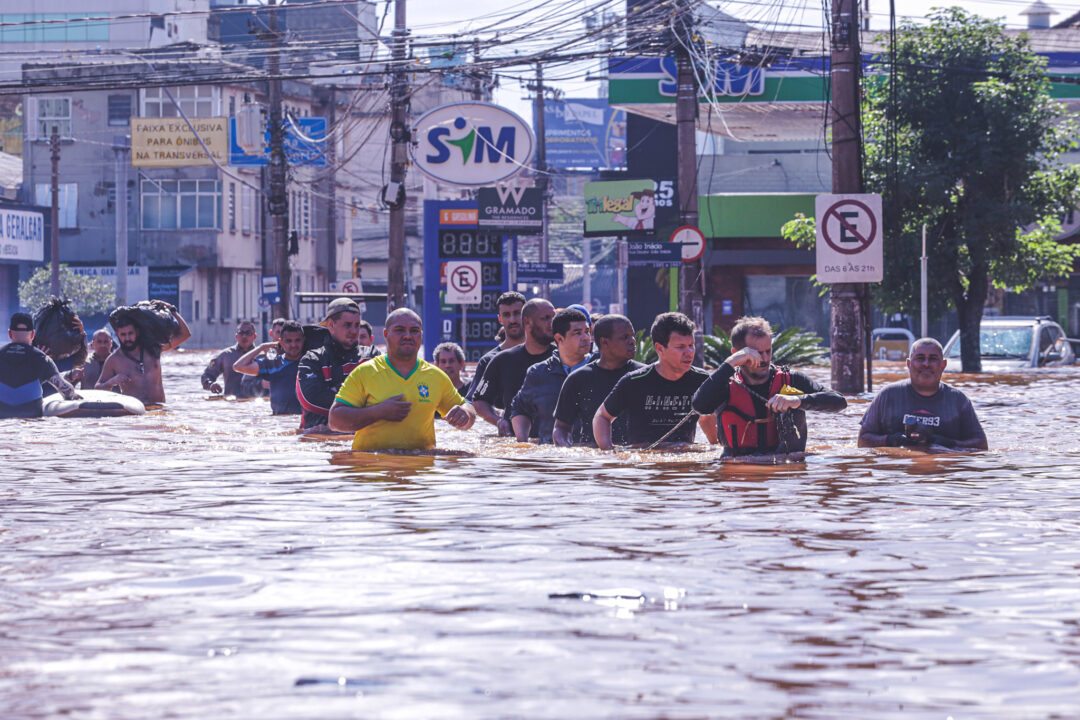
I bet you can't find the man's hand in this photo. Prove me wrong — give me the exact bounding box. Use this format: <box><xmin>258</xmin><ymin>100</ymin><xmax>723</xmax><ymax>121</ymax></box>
<box><xmin>71</xmin><ymin>316</ymin><xmax>84</xmax><ymax>334</ymax></box>
<box><xmin>724</xmin><ymin>346</ymin><xmax>763</xmax><ymax>368</ymax></box>
<box><xmin>378</xmin><ymin>394</ymin><xmax>411</xmax><ymax>422</ymax></box>
<box><xmin>209</xmin><ymin>382</ymin><xmax>223</xmax><ymax>394</ymax></box>
<box><xmin>766</xmin><ymin>394</ymin><xmax>801</xmax><ymax>413</ymax></box>
<box><xmin>496</xmin><ymin>417</ymin><xmax>513</xmax><ymax>437</ymax></box>
<box><xmin>444</xmin><ymin>405</ymin><xmax>473</xmax><ymax>429</ymax></box>
<box><xmin>67</xmin><ymin>367</ymin><xmax>85</xmax><ymax>384</ymax></box>
<box><xmin>37</xmin><ymin>344</ymin><xmax>51</xmax><ymax>357</ymax></box>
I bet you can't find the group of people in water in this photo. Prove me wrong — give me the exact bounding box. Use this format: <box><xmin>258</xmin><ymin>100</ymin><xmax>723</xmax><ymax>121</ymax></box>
<box><xmin>1</xmin><ymin>289</ymin><xmax>988</xmax><ymax>457</ymax></box>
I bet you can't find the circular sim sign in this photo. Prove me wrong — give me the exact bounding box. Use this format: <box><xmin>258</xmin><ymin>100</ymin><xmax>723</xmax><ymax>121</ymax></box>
<box><xmin>449</xmin><ymin>264</ymin><xmax>479</xmax><ymax>295</ymax></box>
<box><xmin>821</xmin><ymin>199</ymin><xmax>877</xmax><ymax>256</ymax></box>
<box><xmin>670</xmin><ymin>225</ymin><xmax>706</xmax><ymax>263</ymax></box>
<box><xmin>411</xmin><ymin>102</ymin><xmax>536</xmax><ymax>187</ymax></box>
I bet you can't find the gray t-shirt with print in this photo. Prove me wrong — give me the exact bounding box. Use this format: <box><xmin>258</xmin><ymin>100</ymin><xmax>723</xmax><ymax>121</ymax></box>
<box><xmin>860</xmin><ymin>379</ymin><xmax>986</xmax><ymax>443</ymax></box>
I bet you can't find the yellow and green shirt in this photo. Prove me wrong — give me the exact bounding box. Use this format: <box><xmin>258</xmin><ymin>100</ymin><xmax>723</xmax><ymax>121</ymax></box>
<box><xmin>334</xmin><ymin>354</ymin><xmax>463</xmax><ymax>451</ymax></box>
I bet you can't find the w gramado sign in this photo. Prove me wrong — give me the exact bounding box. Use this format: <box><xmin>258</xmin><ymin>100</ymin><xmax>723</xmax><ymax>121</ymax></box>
<box><xmin>477</xmin><ymin>186</ymin><xmax>543</xmax><ymax>231</ymax></box>
<box><xmin>412</xmin><ymin>102</ymin><xmax>535</xmax><ymax>187</ymax></box>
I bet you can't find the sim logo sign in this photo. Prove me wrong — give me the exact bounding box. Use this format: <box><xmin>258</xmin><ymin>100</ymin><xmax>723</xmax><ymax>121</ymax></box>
<box><xmin>412</xmin><ymin>102</ymin><xmax>535</xmax><ymax>187</ymax></box>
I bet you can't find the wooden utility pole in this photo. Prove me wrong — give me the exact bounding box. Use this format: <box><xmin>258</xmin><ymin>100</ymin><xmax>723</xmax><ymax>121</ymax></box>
<box><xmin>49</xmin><ymin>126</ymin><xmax>60</xmax><ymax>296</ymax></box>
<box><xmin>675</xmin><ymin>3</ymin><xmax>704</xmax><ymax>356</ymax></box>
<box><xmin>267</xmin><ymin>0</ymin><xmax>291</xmax><ymax>318</ymax></box>
<box><xmin>532</xmin><ymin>62</ymin><xmax>550</xmax><ymax>297</ymax></box>
<box><xmin>387</xmin><ymin>0</ymin><xmax>408</xmax><ymax>310</ymax></box>
<box><xmin>829</xmin><ymin>0</ymin><xmax>866</xmax><ymax>393</ymax></box>
<box><xmin>113</xmin><ymin>135</ymin><xmax>129</xmax><ymax>306</ymax></box>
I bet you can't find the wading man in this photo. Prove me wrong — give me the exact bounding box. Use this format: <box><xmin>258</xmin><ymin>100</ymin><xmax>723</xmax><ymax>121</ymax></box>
<box><xmin>0</xmin><ymin>312</ymin><xmax>79</xmax><ymax>418</ymax></box>
<box><xmin>96</xmin><ymin>303</ymin><xmax>191</xmax><ymax>404</ymax></box>
<box><xmin>466</xmin><ymin>291</ymin><xmax>526</xmax><ymax>401</ymax></box>
<box><xmin>858</xmin><ymin>337</ymin><xmax>987</xmax><ymax>451</ymax></box>
<box><xmin>234</xmin><ymin>320</ymin><xmax>306</xmax><ymax>415</ymax></box>
<box><xmin>692</xmin><ymin>316</ymin><xmax>846</xmax><ymax>457</ymax></box>
<box><xmin>329</xmin><ymin>309</ymin><xmax>475</xmax><ymax>450</ymax></box>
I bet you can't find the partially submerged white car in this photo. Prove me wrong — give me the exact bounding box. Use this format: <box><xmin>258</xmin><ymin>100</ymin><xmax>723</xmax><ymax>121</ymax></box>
<box><xmin>943</xmin><ymin>316</ymin><xmax>1076</xmax><ymax>372</ymax></box>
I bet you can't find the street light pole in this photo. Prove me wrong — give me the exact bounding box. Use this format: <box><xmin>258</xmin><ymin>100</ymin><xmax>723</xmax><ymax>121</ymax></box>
<box><xmin>49</xmin><ymin>125</ymin><xmax>61</xmax><ymax>296</ymax></box>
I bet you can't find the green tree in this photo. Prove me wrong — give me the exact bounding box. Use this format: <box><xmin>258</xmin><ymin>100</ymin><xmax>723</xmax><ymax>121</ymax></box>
<box><xmin>784</xmin><ymin>9</ymin><xmax>1080</xmax><ymax>371</ymax></box>
<box><xmin>18</xmin><ymin>265</ymin><xmax>116</xmax><ymax>315</ymax></box>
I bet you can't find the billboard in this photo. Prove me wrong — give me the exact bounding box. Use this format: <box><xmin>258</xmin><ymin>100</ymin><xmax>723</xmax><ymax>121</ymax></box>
<box><xmin>583</xmin><ymin>178</ymin><xmax>676</xmax><ymax>237</ymax></box>
<box><xmin>477</xmin><ymin>186</ymin><xmax>543</xmax><ymax>231</ymax></box>
<box><xmin>541</xmin><ymin>98</ymin><xmax>627</xmax><ymax>171</ymax></box>
<box><xmin>228</xmin><ymin>116</ymin><xmax>328</xmax><ymax>167</ymax></box>
<box><xmin>131</xmin><ymin>117</ymin><xmax>229</xmax><ymax>167</ymax></box>
<box><xmin>412</xmin><ymin>102</ymin><xmax>535</xmax><ymax>186</ymax></box>
<box><xmin>0</xmin><ymin>207</ymin><xmax>44</xmax><ymax>262</ymax></box>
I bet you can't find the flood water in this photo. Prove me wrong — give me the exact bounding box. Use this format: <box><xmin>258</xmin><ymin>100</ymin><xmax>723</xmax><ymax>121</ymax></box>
<box><xmin>3</xmin><ymin>351</ymin><xmax>1080</xmax><ymax>719</ymax></box>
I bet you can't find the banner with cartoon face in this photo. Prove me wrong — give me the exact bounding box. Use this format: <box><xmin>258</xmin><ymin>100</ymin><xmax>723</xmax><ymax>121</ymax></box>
<box><xmin>583</xmin><ymin>179</ymin><xmax>676</xmax><ymax>237</ymax></box>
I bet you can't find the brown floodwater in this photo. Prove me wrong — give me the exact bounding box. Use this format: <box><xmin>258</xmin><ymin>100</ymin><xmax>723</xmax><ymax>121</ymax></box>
<box><xmin>2</xmin><ymin>351</ymin><xmax>1080</xmax><ymax>718</ymax></box>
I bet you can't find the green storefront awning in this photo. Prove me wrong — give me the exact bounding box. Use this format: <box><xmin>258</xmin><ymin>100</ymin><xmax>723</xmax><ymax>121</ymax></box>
<box><xmin>698</xmin><ymin>193</ymin><xmax>816</xmax><ymax>239</ymax></box>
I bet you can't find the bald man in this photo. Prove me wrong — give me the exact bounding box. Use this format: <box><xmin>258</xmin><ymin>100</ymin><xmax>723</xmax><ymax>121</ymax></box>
<box><xmin>470</xmin><ymin>298</ymin><xmax>555</xmax><ymax>435</ymax></box>
<box><xmin>75</xmin><ymin>329</ymin><xmax>115</xmax><ymax>390</ymax></box>
<box><xmin>329</xmin><ymin>308</ymin><xmax>475</xmax><ymax>451</ymax></box>
<box><xmin>859</xmin><ymin>337</ymin><xmax>987</xmax><ymax>451</ymax></box>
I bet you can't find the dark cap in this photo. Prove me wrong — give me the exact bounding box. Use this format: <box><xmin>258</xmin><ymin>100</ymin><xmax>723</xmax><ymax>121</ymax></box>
<box><xmin>9</xmin><ymin>312</ymin><xmax>33</xmax><ymax>332</ymax></box>
<box><xmin>323</xmin><ymin>297</ymin><xmax>361</xmax><ymax>322</ymax></box>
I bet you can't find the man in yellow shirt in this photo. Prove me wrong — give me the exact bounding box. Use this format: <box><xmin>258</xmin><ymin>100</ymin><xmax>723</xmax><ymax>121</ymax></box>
<box><xmin>329</xmin><ymin>308</ymin><xmax>476</xmax><ymax>451</ymax></box>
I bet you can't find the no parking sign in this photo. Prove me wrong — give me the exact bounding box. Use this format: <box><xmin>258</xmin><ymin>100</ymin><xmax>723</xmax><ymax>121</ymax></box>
<box><xmin>815</xmin><ymin>194</ymin><xmax>883</xmax><ymax>283</ymax></box>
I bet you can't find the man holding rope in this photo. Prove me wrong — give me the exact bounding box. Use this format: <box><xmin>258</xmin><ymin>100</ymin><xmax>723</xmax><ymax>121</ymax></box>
<box><xmin>593</xmin><ymin>312</ymin><xmax>718</xmax><ymax>450</ymax></box>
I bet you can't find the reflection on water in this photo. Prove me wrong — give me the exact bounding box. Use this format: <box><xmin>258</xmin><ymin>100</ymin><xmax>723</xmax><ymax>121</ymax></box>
<box><xmin>2</xmin><ymin>351</ymin><xmax>1080</xmax><ymax>718</ymax></box>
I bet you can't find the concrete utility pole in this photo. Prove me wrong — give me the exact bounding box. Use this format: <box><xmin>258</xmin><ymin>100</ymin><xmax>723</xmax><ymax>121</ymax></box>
<box><xmin>113</xmin><ymin>135</ymin><xmax>130</xmax><ymax>306</ymax></box>
<box><xmin>829</xmin><ymin>0</ymin><xmax>866</xmax><ymax>393</ymax></box>
<box><xmin>267</xmin><ymin>0</ymin><xmax>291</xmax><ymax>319</ymax></box>
<box><xmin>49</xmin><ymin>126</ymin><xmax>60</xmax><ymax>296</ymax></box>
<box><xmin>387</xmin><ymin>0</ymin><xmax>408</xmax><ymax>311</ymax></box>
<box><xmin>675</xmin><ymin>3</ymin><xmax>704</xmax><ymax>356</ymax></box>
<box><xmin>532</xmin><ymin>62</ymin><xmax>550</xmax><ymax>298</ymax></box>
<box><xmin>322</xmin><ymin>87</ymin><xmax>338</xmax><ymax>288</ymax></box>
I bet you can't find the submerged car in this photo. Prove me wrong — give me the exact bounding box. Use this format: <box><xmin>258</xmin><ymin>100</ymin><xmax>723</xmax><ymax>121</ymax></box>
<box><xmin>943</xmin><ymin>316</ymin><xmax>1076</xmax><ymax>372</ymax></box>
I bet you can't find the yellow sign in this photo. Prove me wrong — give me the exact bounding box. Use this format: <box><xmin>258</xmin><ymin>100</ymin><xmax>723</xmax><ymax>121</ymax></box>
<box><xmin>131</xmin><ymin>117</ymin><xmax>229</xmax><ymax>167</ymax></box>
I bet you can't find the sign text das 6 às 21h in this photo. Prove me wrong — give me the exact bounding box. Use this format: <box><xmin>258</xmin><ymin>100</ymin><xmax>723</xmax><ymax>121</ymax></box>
<box><xmin>815</xmin><ymin>193</ymin><xmax>884</xmax><ymax>283</ymax></box>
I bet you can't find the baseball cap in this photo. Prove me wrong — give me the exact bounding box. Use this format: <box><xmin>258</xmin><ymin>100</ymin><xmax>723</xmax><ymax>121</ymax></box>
<box><xmin>567</xmin><ymin>303</ymin><xmax>592</xmax><ymax>326</ymax></box>
<box><xmin>322</xmin><ymin>297</ymin><xmax>361</xmax><ymax>322</ymax></box>
<box><xmin>9</xmin><ymin>312</ymin><xmax>33</xmax><ymax>332</ymax></box>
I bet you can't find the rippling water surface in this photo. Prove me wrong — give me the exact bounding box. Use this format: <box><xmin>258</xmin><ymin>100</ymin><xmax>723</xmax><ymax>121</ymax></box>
<box><xmin>3</xmin><ymin>352</ymin><xmax>1080</xmax><ymax>718</ymax></box>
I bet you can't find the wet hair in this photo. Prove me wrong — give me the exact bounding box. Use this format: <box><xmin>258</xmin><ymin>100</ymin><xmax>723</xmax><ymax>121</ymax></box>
<box><xmin>521</xmin><ymin>298</ymin><xmax>552</xmax><ymax>322</ymax></box>
<box><xmin>552</xmin><ymin>308</ymin><xmax>588</xmax><ymax>339</ymax></box>
<box><xmin>433</xmin><ymin>341</ymin><xmax>465</xmax><ymax>364</ymax></box>
<box><xmin>496</xmin><ymin>291</ymin><xmax>526</xmax><ymax>310</ymax></box>
<box><xmin>730</xmin><ymin>316</ymin><xmax>772</xmax><ymax>349</ymax></box>
<box><xmin>279</xmin><ymin>320</ymin><xmax>304</xmax><ymax>336</ymax></box>
<box><xmin>650</xmin><ymin>312</ymin><xmax>695</xmax><ymax>347</ymax></box>
<box><xmin>358</xmin><ymin>320</ymin><xmax>374</xmax><ymax>337</ymax></box>
<box><xmin>593</xmin><ymin>314</ymin><xmax>631</xmax><ymax>343</ymax></box>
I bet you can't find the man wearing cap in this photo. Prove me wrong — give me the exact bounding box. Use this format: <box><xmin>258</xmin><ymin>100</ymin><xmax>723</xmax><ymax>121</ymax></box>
<box><xmin>330</xmin><ymin>308</ymin><xmax>475</xmax><ymax>450</ymax></box>
<box><xmin>0</xmin><ymin>312</ymin><xmax>80</xmax><ymax>418</ymax></box>
<box><xmin>296</xmin><ymin>297</ymin><xmax>380</xmax><ymax>432</ymax></box>
<box><xmin>201</xmin><ymin>321</ymin><xmax>262</xmax><ymax>397</ymax></box>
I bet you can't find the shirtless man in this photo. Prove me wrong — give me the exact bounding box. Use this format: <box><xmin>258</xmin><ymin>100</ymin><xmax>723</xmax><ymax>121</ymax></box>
<box><xmin>96</xmin><ymin>305</ymin><xmax>191</xmax><ymax>404</ymax></box>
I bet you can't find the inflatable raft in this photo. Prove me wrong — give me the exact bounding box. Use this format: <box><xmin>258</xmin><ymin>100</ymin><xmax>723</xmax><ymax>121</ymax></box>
<box><xmin>43</xmin><ymin>389</ymin><xmax>146</xmax><ymax>418</ymax></box>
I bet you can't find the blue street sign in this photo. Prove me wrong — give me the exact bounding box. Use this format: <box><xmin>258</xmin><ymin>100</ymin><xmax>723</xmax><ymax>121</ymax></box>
<box><xmin>628</xmin><ymin>241</ymin><xmax>682</xmax><ymax>267</ymax></box>
<box><xmin>516</xmin><ymin>261</ymin><xmax>565</xmax><ymax>282</ymax></box>
<box><xmin>229</xmin><ymin>117</ymin><xmax>328</xmax><ymax>167</ymax></box>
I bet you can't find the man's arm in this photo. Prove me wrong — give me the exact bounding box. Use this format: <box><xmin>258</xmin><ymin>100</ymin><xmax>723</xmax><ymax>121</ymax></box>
<box><xmin>201</xmin><ymin>352</ymin><xmax>225</xmax><ymax>391</ymax></box>
<box><xmin>95</xmin><ymin>355</ymin><xmax>128</xmax><ymax>392</ymax></box>
<box><xmin>509</xmin><ymin>370</ymin><xmax>539</xmax><ymax>442</ymax></box>
<box><xmin>692</xmin><ymin>363</ymin><xmax>736</xmax><ymax>415</ymax></box>
<box><xmin>328</xmin><ymin>395</ymin><xmax>411</xmax><ymax>433</ymax></box>
<box><xmin>161</xmin><ymin>309</ymin><xmax>191</xmax><ymax>352</ymax></box>
<box><xmin>233</xmin><ymin>342</ymin><xmax>276</xmax><ymax>377</ymax></box>
<box><xmin>471</xmin><ymin>355</ymin><xmax>504</xmax><ymax>427</ymax></box>
<box><xmin>593</xmin><ymin>405</ymin><xmax>617</xmax><ymax>451</ymax></box>
<box><xmin>552</xmin><ymin>419</ymin><xmax>575</xmax><ymax>447</ymax></box>
<box><xmin>697</xmin><ymin>413</ymin><xmax>719</xmax><ymax>444</ymax></box>
<box><xmin>946</xmin><ymin>397</ymin><xmax>988</xmax><ymax>450</ymax></box>
<box><xmin>442</xmin><ymin>401</ymin><xmax>476</xmax><ymax>430</ymax></box>
<box><xmin>41</xmin><ymin>356</ymin><xmax>79</xmax><ymax>401</ymax></box>
<box><xmin>787</xmin><ymin>371</ymin><xmax>847</xmax><ymax>412</ymax></box>
<box><xmin>857</xmin><ymin>395</ymin><xmax>896</xmax><ymax>447</ymax></box>
<box><xmin>295</xmin><ymin>351</ymin><xmax>338</xmax><ymax>418</ymax></box>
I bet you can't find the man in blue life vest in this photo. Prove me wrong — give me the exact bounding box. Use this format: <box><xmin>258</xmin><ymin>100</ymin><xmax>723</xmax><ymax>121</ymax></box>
<box><xmin>692</xmin><ymin>316</ymin><xmax>846</xmax><ymax>456</ymax></box>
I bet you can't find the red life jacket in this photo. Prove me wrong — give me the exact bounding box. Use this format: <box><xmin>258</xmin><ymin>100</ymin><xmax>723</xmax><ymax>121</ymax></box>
<box><xmin>720</xmin><ymin>367</ymin><xmax>790</xmax><ymax>452</ymax></box>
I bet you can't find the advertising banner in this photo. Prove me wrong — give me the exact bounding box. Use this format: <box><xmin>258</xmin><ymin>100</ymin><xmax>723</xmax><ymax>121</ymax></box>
<box><xmin>412</xmin><ymin>102</ymin><xmax>535</xmax><ymax>186</ymax></box>
<box><xmin>541</xmin><ymin>98</ymin><xmax>627</xmax><ymax>171</ymax></box>
<box><xmin>477</xmin><ymin>186</ymin><xmax>543</xmax><ymax>231</ymax></box>
<box><xmin>0</xmin><ymin>207</ymin><xmax>44</xmax><ymax>262</ymax></box>
<box><xmin>583</xmin><ymin>178</ymin><xmax>676</xmax><ymax>237</ymax></box>
<box><xmin>131</xmin><ymin>117</ymin><xmax>229</xmax><ymax>167</ymax></box>
<box><xmin>228</xmin><ymin>116</ymin><xmax>328</xmax><ymax>167</ymax></box>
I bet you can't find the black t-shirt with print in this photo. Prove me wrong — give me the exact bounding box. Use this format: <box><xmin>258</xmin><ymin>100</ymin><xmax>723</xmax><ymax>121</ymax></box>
<box><xmin>602</xmin><ymin>364</ymin><xmax>710</xmax><ymax>445</ymax></box>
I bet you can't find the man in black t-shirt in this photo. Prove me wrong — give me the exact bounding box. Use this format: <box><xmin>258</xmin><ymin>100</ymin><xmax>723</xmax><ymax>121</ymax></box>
<box><xmin>594</xmin><ymin>312</ymin><xmax>718</xmax><ymax>449</ymax></box>
<box><xmin>0</xmin><ymin>312</ymin><xmax>79</xmax><ymax>418</ymax></box>
<box><xmin>859</xmin><ymin>337</ymin><xmax>987</xmax><ymax>450</ymax></box>
<box><xmin>472</xmin><ymin>298</ymin><xmax>555</xmax><ymax>436</ymax></box>
<box><xmin>693</xmin><ymin>315</ymin><xmax>846</xmax><ymax>456</ymax></box>
<box><xmin>466</xmin><ymin>291</ymin><xmax>526</xmax><ymax>402</ymax></box>
<box><xmin>553</xmin><ymin>314</ymin><xmax>642</xmax><ymax>447</ymax></box>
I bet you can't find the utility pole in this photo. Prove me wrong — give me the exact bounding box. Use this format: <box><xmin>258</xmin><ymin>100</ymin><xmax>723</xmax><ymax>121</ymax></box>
<box><xmin>49</xmin><ymin>126</ymin><xmax>60</xmax><ymax>296</ymax></box>
<box><xmin>387</xmin><ymin>0</ymin><xmax>408</xmax><ymax>311</ymax></box>
<box><xmin>829</xmin><ymin>0</ymin><xmax>866</xmax><ymax>393</ymax></box>
<box><xmin>675</xmin><ymin>2</ymin><xmax>704</xmax><ymax>356</ymax></box>
<box><xmin>322</xmin><ymin>87</ymin><xmax>338</xmax><ymax>289</ymax></box>
<box><xmin>531</xmin><ymin>62</ymin><xmax>550</xmax><ymax>298</ymax></box>
<box><xmin>113</xmin><ymin>135</ymin><xmax>130</xmax><ymax>306</ymax></box>
<box><xmin>267</xmin><ymin>0</ymin><xmax>291</xmax><ymax>319</ymax></box>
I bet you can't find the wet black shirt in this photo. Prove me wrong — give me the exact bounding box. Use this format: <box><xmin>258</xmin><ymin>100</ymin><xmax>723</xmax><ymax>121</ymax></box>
<box><xmin>554</xmin><ymin>359</ymin><xmax>644</xmax><ymax>446</ymax></box>
<box><xmin>471</xmin><ymin>343</ymin><xmax>554</xmax><ymax>415</ymax></box>
<box><xmin>602</xmin><ymin>364</ymin><xmax>710</xmax><ymax>445</ymax></box>
<box><xmin>464</xmin><ymin>343</ymin><xmax>502</xmax><ymax>401</ymax></box>
<box><xmin>0</xmin><ymin>342</ymin><xmax>61</xmax><ymax>418</ymax></box>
